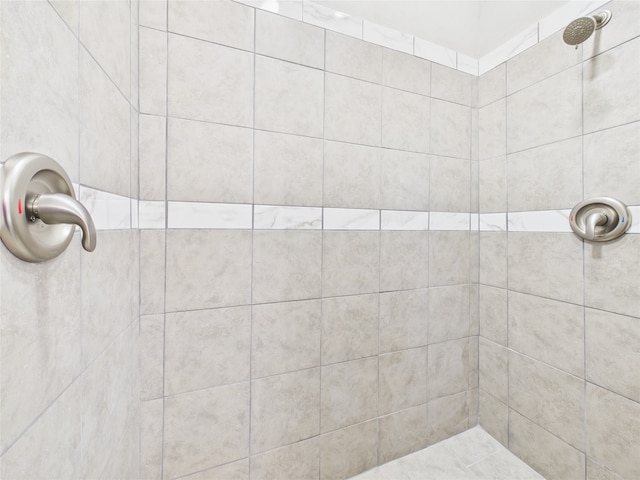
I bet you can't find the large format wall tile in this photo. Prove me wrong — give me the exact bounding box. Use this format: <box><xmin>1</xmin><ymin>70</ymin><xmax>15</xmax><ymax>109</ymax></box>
<box><xmin>380</xmin><ymin>231</ymin><xmax>429</xmax><ymax>291</ymax></box>
<box><xmin>379</xmin><ymin>289</ymin><xmax>429</xmax><ymax>353</ymax></box>
<box><xmin>586</xmin><ymin>384</ymin><xmax>640</xmax><ymax>480</ymax></box>
<box><xmin>382</xmin><ymin>48</ymin><xmax>430</xmax><ymax>96</ymax></box>
<box><xmin>322</xmin><ymin>232</ymin><xmax>380</xmax><ymax>297</ymax></box>
<box><xmin>253</xmin><ymin>231</ymin><xmax>322</xmax><ymax>304</ymax></box>
<box><xmin>139</xmin><ymin>26</ymin><xmax>166</xmax><ymax>116</ymax></box>
<box><xmin>168</xmin><ymin>34</ymin><xmax>253</xmax><ymax>126</ymax></box>
<box><xmin>256</xmin><ymin>9</ymin><xmax>324</xmax><ymax>68</ymax></box>
<box><xmin>323</xmin><ymin>141</ymin><xmax>380</xmax><ymax>209</ymax></box>
<box><xmin>509</xmin><ymin>352</ymin><xmax>585</xmax><ymax>450</ymax></box>
<box><xmin>255</xmin><ymin>55</ymin><xmax>324</xmax><ymax>137</ymax></box>
<box><xmin>428</xmin><ymin>338</ymin><xmax>470</xmax><ymax>400</ymax></box>
<box><xmin>321</xmin><ymin>357</ymin><xmax>378</xmax><ymax>432</ymax></box>
<box><xmin>583</xmin><ymin>121</ymin><xmax>640</xmax><ymax>205</ymax></box>
<box><xmin>165</xmin><ymin>307</ymin><xmax>251</xmax><ymax>395</ymax></box>
<box><xmin>322</xmin><ymin>294</ymin><xmax>378</xmax><ymax>364</ymax></box>
<box><xmin>251</xmin><ymin>438</ymin><xmax>319</xmax><ymax>480</ymax></box>
<box><xmin>379</xmin><ymin>348</ymin><xmax>428</xmax><ymax>415</ymax></box>
<box><xmin>0</xmin><ymin>0</ymin><xmax>79</xmax><ymax>179</ymax></box>
<box><xmin>432</xmin><ymin>63</ymin><xmax>473</xmax><ymax>106</ymax></box>
<box><xmin>429</xmin><ymin>231</ymin><xmax>470</xmax><ymax>286</ymax></box>
<box><xmin>427</xmin><ymin>391</ymin><xmax>470</xmax><ymax>444</ymax></box>
<box><xmin>325</xmin><ymin>31</ymin><xmax>382</xmax><ymax>83</ymax></box>
<box><xmin>165</xmin><ymin>230</ymin><xmax>252</xmax><ymax>312</ymax></box>
<box><xmin>479</xmin><ymin>338</ymin><xmax>508</xmax><ymax>404</ymax></box>
<box><xmin>379</xmin><ymin>404</ymin><xmax>429</xmax><ymax>464</ymax></box>
<box><xmin>508</xmin><ymin>291</ymin><xmax>584</xmax><ymax>378</ymax></box>
<box><xmin>584</xmin><ymin>234</ymin><xmax>640</xmax><ymax>318</ymax></box>
<box><xmin>325</xmin><ymin>73</ymin><xmax>382</xmax><ymax>146</ymax></box>
<box><xmin>583</xmin><ymin>37</ymin><xmax>640</xmax><ymax>134</ymax></box>
<box><xmin>586</xmin><ymin>308</ymin><xmax>640</xmax><ymax>402</ymax></box>
<box><xmin>167</xmin><ymin>117</ymin><xmax>253</xmax><ymax>203</ymax></box>
<box><xmin>252</xmin><ymin>300</ymin><xmax>321</xmax><ymax>379</ymax></box>
<box><xmin>429</xmin><ymin>285</ymin><xmax>470</xmax><ymax>343</ymax></box>
<box><xmin>430</xmin><ymin>156</ymin><xmax>471</xmax><ymax>212</ymax></box>
<box><xmin>254</xmin><ymin>131</ymin><xmax>323</xmax><ymax>207</ymax></box>
<box><xmin>478</xmin><ymin>285</ymin><xmax>507</xmax><ymax>346</ymax></box>
<box><xmin>319</xmin><ymin>420</ymin><xmax>378</xmax><ymax>480</ymax></box>
<box><xmin>251</xmin><ymin>369</ymin><xmax>320</xmax><ymax>454</ymax></box>
<box><xmin>508</xmin><ymin>233</ymin><xmax>583</xmax><ymax>305</ymax></box>
<box><xmin>430</xmin><ymin>100</ymin><xmax>470</xmax><ymax>159</ymax></box>
<box><xmin>506</xmin><ymin>65</ymin><xmax>581</xmax><ymax>153</ymax></box>
<box><xmin>509</xmin><ymin>410</ymin><xmax>585</xmax><ymax>480</ymax></box>
<box><xmin>164</xmin><ymin>383</ymin><xmax>250</xmax><ymax>479</ymax></box>
<box><xmin>168</xmin><ymin>0</ymin><xmax>254</xmax><ymax>51</ymax></box>
<box><xmin>380</xmin><ymin>149</ymin><xmax>430</xmax><ymax>211</ymax></box>
<box><xmin>507</xmin><ymin>137</ymin><xmax>582</xmax><ymax>211</ymax></box>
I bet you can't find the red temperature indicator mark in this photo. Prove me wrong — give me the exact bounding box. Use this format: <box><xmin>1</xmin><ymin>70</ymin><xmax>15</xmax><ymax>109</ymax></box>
<box><xmin>17</xmin><ymin>198</ymin><xmax>22</xmax><ymax>214</ymax></box>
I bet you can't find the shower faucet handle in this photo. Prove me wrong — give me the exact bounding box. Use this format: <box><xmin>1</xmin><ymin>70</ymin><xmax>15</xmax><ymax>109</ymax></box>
<box><xmin>0</xmin><ymin>152</ymin><xmax>97</xmax><ymax>262</ymax></box>
<box><xmin>29</xmin><ymin>193</ymin><xmax>96</xmax><ymax>252</ymax></box>
<box><xmin>569</xmin><ymin>197</ymin><xmax>631</xmax><ymax>242</ymax></box>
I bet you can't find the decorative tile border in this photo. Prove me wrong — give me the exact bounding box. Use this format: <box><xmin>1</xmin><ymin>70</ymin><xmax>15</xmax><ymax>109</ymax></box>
<box><xmin>81</xmin><ymin>192</ymin><xmax>640</xmax><ymax>235</ymax></box>
<box><xmin>234</xmin><ymin>0</ymin><xmax>610</xmax><ymax>76</ymax></box>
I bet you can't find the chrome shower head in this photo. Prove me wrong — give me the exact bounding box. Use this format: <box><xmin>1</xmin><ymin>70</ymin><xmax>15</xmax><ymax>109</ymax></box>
<box><xmin>563</xmin><ymin>10</ymin><xmax>612</xmax><ymax>46</ymax></box>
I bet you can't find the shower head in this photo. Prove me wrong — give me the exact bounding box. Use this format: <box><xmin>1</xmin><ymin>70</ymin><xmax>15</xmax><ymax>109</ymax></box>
<box><xmin>563</xmin><ymin>10</ymin><xmax>612</xmax><ymax>46</ymax></box>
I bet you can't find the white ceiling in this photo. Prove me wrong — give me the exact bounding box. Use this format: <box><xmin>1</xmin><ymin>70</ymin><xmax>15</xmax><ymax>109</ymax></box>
<box><xmin>316</xmin><ymin>0</ymin><xmax>580</xmax><ymax>58</ymax></box>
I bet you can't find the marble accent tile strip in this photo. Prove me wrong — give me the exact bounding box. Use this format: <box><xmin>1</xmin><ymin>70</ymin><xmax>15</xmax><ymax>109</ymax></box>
<box><xmin>479</xmin><ymin>213</ymin><xmax>507</xmax><ymax>232</ymax></box>
<box><xmin>381</xmin><ymin>210</ymin><xmax>430</xmax><ymax>231</ymax></box>
<box><xmin>323</xmin><ymin>207</ymin><xmax>380</xmax><ymax>230</ymax></box>
<box><xmin>168</xmin><ymin>201</ymin><xmax>253</xmax><ymax>229</ymax></box>
<box><xmin>254</xmin><ymin>205</ymin><xmax>323</xmax><ymax>229</ymax></box>
<box><xmin>507</xmin><ymin>210</ymin><xmax>572</xmax><ymax>233</ymax></box>
<box><xmin>430</xmin><ymin>212</ymin><xmax>470</xmax><ymax>231</ymax></box>
<box><xmin>79</xmin><ymin>185</ymin><xmax>132</xmax><ymax>231</ymax></box>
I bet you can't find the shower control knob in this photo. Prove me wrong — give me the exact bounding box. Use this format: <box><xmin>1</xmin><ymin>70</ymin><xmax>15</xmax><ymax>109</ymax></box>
<box><xmin>569</xmin><ymin>197</ymin><xmax>631</xmax><ymax>242</ymax></box>
<box><xmin>0</xmin><ymin>152</ymin><xmax>97</xmax><ymax>262</ymax></box>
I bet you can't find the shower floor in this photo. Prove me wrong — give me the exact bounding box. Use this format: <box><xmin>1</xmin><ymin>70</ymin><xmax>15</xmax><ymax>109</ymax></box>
<box><xmin>349</xmin><ymin>426</ymin><xmax>545</xmax><ymax>480</ymax></box>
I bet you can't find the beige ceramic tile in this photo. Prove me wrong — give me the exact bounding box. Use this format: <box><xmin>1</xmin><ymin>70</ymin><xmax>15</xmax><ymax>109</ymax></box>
<box><xmin>140</xmin><ymin>399</ymin><xmax>163</xmax><ymax>480</ymax></box>
<box><xmin>325</xmin><ymin>73</ymin><xmax>382</xmax><ymax>146</ymax></box>
<box><xmin>586</xmin><ymin>308</ymin><xmax>640</xmax><ymax>402</ymax></box>
<box><xmin>254</xmin><ymin>131</ymin><xmax>323</xmax><ymax>207</ymax></box>
<box><xmin>478</xmin><ymin>389</ymin><xmax>508</xmax><ymax>446</ymax></box>
<box><xmin>251</xmin><ymin>437</ymin><xmax>319</xmax><ymax>480</ymax></box>
<box><xmin>252</xmin><ymin>299</ymin><xmax>321</xmax><ymax>378</ymax></box>
<box><xmin>322</xmin><ymin>294</ymin><xmax>378</xmax><ymax>365</ymax></box>
<box><xmin>430</xmin><ymin>100</ymin><xmax>471</xmax><ymax>159</ymax></box>
<box><xmin>509</xmin><ymin>352</ymin><xmax>585</xmax><ymax>450</ymax></box>
<box><xmin>428</xmin><ymin>391</ymin><xmax>469</xmax><ymax>444</ymax></box>
<box><xmin>140</xmin><ymin>0</ymin><xmax>166</xmax><ymax>30</ymax></box>
<box><xmin>167</xmin><ymin>117</ymin><xmax>253</xmax><ymax>203</ymax></box>
<box><xmin>586</xmin><ymin>383</ymin><xmax>640</xmax><ymax>480</ymax></box>
<box><xmin>507</xmin><ymin>65</ymin><xmax>581</xmax><ymax>153</ymax></box>
<box><xmin>379</xmin><ymin>348</ymin><xmax>428</xmax><ymax>415</ymax></box>
<box><xmin>163</xmin><ymin>383</ymin><xmax>250</xmax><ymax>479</ymax></box>
<box><xmin>382</xmin><ymin>48</ymin><xmax>431</xmax><ymax>96</ymax></box>
<box><xmin>251</xmin><ymin>369</ymin><xmax>320</xmax><ymax>453</ymax></box>
<box><xmin>508</xmin><ymin>233</ymin><xmax>583</xmax><ymax>305</ymax></box>
<box><xmin>325</xmin><ymin>31</ymin><xmax>382</xmax><ymax>84</ymax></box>
<box><xmin>252</xmin><ymin>231</ymin><xmax>322</xmax><ymax>304</ymax></box>
<box><xmin>165</xmin><ymin>230</ymin><xmax>252</xmax><ymax>312</ymax></box>
<box><xmin>140</xmin><ymin>230</ymin><xmax>165</xmax><ymax>315</ymax></box>
<box><xmin>168</xmin><ymin>34</ymin><xmax>253</xmax><ymax>127</ymax></box>
<box><xmin>255</xmin><ymin>55</ymin><xmax>324</xmax><ymax>137</ymax></box>
<box><xmin>428</xmin><ymin>338</ymin><xmax>470</xmax><ymax>400</ymax></box>
<box><xmin>509</xmin><ymin>410</ymin><xmax>586</xmax><ymax>480</ymax></box>
<box><xmin>321</xmin><ymin>357</ymin><xmax>378</xmax><ymax>433</ymax></box>
<box><xmin>140</xmin><ymin>315</ymin><xmax>164</xmax><ymax>401</ymax></box>
<box><xmin>139</xmin><ymin>26</ymin><xmax>167</xmax><ymax>116</ymax></box>
<box><xmin>429</xmin><ymin>285</ymin><xmax>470</xmax><ymax>344</ymax></box>
<box><xmin>139</xmin><ymin>114</ymin><xmax>166</xmax><ymax>201</ymax></box>
<box><xmin>479</xmin><ymin>338</ymin><xmax>508</xmax><ymax>404</ymax></box>
<box><xmin>379</xmin><ymin>289</ymin><xmax>429</xmax><ymax>353</ymax></box>
<box><xmin>431</xmin><ymin>63</ymin><xmax>473</xmax><ymax>105</ymax></box>
<box><xmin>478</xmin><ymin>100</ymin><xmax>506</xmax><ymax>160</ymax></box>
<box><xmin>323</xmin><ymin>141</ymin><xmax>381</xmax><ymax>209</ymax></box>
<box><xmin>181</xmin><ymin>459</ymin><xmax>249</xmax><ymax>480</ymax></box>
<box><xmin>320</xmin><ymin>420</ymin><xmax>378</xmax><ymax>480</ymax></box>
<box><xmin>479</xmin><ymin>232</ymin><xmax>507</xmax><ymax>288</ymax></box>
<box><xmin>168</xmin><ymin>0</ymin><xmax>254</xmax><ymax>51</ymax></box>
<box><xmin>507</xmin><ymin>137</ymin><xmax>583</xmax><ymax>211</ymax></box>
<box><xmin>479</xmin><ymin>285</ymin><xmax>507</xmax><ymax>346</ymax></box>
<box><xmin>479</xmin><ymin>155</ymin><xmax>506</xmax><ymax>213</ymax></box>
<box><xmin>322</xmin><ymin>232</ymin><xmax>380</xmax><ymax>297</ymax></box>
<box><xmin>430</xmin><ymin>157</ymin><xmax>471</xmax><ymax>212</ymax></box>
<box><xmin>381</xmin><ymin>87</ymin><xmax>430</xmax><ymax>153</ymax></box>
<box><xmin>478</xmin><ymin>64</ymin><xmax>506</xmax><ymax>107</ymax></box>
<box><xmin>380</xmin><ymin>149</ymin><xmax>430</xmax><ymax>211</ymax></box>
<box><xmin>256</xmin><ymin>9</ymin><xmax>324</xmax><ymax>68</ymax></box>
<box><xmin>584</xmin><ymin>234</ymin><xmax>640</xmax><ymax>318</ymax></box>
<box><xmin>380</xmin><ymin>231</ymin><xmax>429</xmax><ymax>291</ymax></box>
<box><xmin>164</xmin><ymin>307</ymin><xmax>250</xmax><ymax>395</ymax></box>
<box><xmin>509</xmin><ymin>292</ymin><xmax>584</xmax><ymax>378</ymax></box>
<box><xmin>379</xmin><ymin>405</ymin><xmax>429</xmax><ymax>465</ymax></box>
<box><xmin>583</xmin><ymin>37</ymin><xmax>640</xmax><ymax>134</ymax></box>
<box><xmin>429</xmin><ymin>231</ymin><xmax>470</xmax><ymax>287</ymax></box>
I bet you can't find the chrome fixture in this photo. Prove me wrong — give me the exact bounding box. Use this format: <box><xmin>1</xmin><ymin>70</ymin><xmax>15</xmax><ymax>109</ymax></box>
<box><xmin>569</xmin><ymin>197</ymin><xmax>631</xmax><ymax>242</ymax></box>
<box><xmin>0</xmin><ymin>152</ymin><xmax>96</xmax><ymax>262</ymax></box>
<box><xmin>563</xmin><ymin>10</ymin><xmax>612</xmax><ymax>47</ymax></box>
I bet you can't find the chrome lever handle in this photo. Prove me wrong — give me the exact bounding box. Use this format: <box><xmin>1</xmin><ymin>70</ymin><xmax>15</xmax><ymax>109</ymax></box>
<box><xmin>584</xmin><ymin>211</ymin><xmax>607</xmax><ymax>241</ymax></box>
<box><xmin>29</xmin><ymin>193</ymin><xmax>97</xmax><ymax>252</ymax></box>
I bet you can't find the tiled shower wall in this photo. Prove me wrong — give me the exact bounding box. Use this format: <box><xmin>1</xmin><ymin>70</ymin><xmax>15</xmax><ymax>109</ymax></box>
<box><xmin>477</xmin><ymin>1</ymin><xmax>640</xmax><ymax>479</ymax></box>
<box><xmin>0</xmin><ymin>0</ymin><xmax>140</xmax><ymax>478</ymax></box>
<box><xmin>138</xmin><ymin>1</ymin><xmax>478</xmax><ymax>478</ymax></box>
